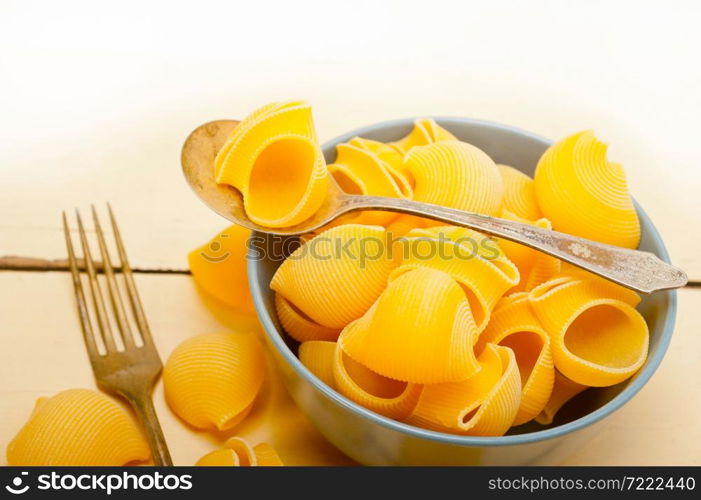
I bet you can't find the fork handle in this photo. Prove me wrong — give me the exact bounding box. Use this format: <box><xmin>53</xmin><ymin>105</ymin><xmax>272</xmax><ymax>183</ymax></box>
<box><xmin>345</xmin><ymin>195</ymin><xmax>688</xmax><ymax>294</ymax></box>
<box><xmin>126</xmin><ymin>392</ymin><xmax>173</xmax><ymax>466</ymax></box>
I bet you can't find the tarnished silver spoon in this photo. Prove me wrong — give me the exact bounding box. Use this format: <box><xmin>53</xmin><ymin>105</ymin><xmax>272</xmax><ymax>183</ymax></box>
<box><xmin>181</xmin><ymin>119</ymin><xmax>687</xmax><ymax>294</ymax></box>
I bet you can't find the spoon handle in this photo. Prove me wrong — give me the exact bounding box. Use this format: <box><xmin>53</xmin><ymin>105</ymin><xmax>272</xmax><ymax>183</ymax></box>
<box><xmin>344</xmin><ymin>195</ymin><xmax>687</xmax><ymax>294</ymax></box>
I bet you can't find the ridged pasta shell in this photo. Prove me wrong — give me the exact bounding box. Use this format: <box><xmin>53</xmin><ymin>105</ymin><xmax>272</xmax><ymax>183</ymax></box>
<box><xmin>196</xmin><ymin>437</ymin><xmax>283</xmax><ymax>466</ymax></box>
<box><xmin>333</xmin><ymin>342</ymin><xmax>422</xmax><ymax>420</ymax></box>
<box><xmin>535</xmin><ymin>370</ymin><xmax>589</xmax><ymax>425</ymax></box>
<box><xmin>405</xmin><ymin>140</ymin><xmax>504</xmax><ymax>216</ymax></box>
<box><xmin>529</xmin><ymin>277</ymin><xmax>648</xmax><ymax>387</ymax></box>
<box><xmin>478</xmin><ymin>293</ymin><xmax>554</xmax><ymax>425</ymax></box>
<box><xmin>392</xmin><ymin>226</ymin><xmax>519</xmax><ymax>331</ymax></box>
<box><xmin>298</xmin><ymin>340</ymin><xmax>337</xmax><ymax>387</ymax></box>
<box><xmin>349</xmin><ymin>136</ymin><xmax>413</xmax><ymax>186</ymax></box>
<box><xmin>498</xmin><ymin>164</ymin><xmax>542</xmax><ymax>220</ymax></box>
<box><xmin>534</xmin><ymin>130</ymin><xmax>640</xmax><ymax>248</ymax></box>
<box><xmin>275</xmin><ymin>293</ymin><xmax>341</xmax><ymax>342</ymax></box>
<box><xmin>339</xmin><ymin>267</ymin><xmax>480</xmax><ymax>384</ymax></box>
<box><xmin>214</xmin><ymin>100</ymin><xmax>328</xmax><ymax>228</ymax></box>
<box><xmin>6</xmin><ymin>389</ymin><xmax>149</xmax><ymax>466</ymax></box>
<box><xmin>405</xmin><ymin>344</ymin><xmax>522</xmax><ymax>436</ymax></box>
<box><xmin>188</xmin><ymin>224</ymin><xmax>254</xmax><ymax>312</ymax></box>
<box><xmin>163</xmin><ymin>332</ymin><xmax>265</xmax><ymax>430</ymax></box>
<box><xmin>271</xmin><ymin>224</ymin><xmax>398</xmax><ymax>329</ymax></box>
<box><xmin>389</xmin><ymin>118</ymin><xmax>457</xmax><ymax>154</ymax></box>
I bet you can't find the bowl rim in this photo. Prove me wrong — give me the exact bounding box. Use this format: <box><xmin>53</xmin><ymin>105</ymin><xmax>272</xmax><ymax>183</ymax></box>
<box><xmin>248</xmin><ymin>116</ymin><xmax>678</xmax><ymax>447</ymax></box>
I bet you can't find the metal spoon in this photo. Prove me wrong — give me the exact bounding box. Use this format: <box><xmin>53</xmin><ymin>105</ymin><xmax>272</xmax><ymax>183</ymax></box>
<box><xmin>181</xmin><ymin>119</ymin><xmax>687</xmax><ymax>294</ymax></box>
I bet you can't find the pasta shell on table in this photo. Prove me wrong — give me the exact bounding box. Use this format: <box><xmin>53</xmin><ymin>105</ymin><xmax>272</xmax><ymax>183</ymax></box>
<box><xmin>275</xmin><ymin>293</ymin><xmax>341</xmax><ymax>342</ymax></box>
<box><xmin>478</xmin><ymin>293</ymin><xmax>554</xmax><ymax>426</ymax></box>
<box><xmin>328</xmin><ymin>143</ymin><xmax>412</xmax><ymax>226</ymax></box>
<box><xmin>405</xmin><ymin>344</ymin><xmax>522</xmax><ymax>436</ymax></box>
<box><xmin>404</xmin><ymin>140</ymin><xmax>504</xmax><ymax>217</ymax></box>
<box><xmin>496</xmin><ymin>210</ymin><xmax>561</xmax><ymax>292</ymax></box>
<box><xmin>270</xmin><ymin>224</ymin><xmax>398</xmax><ymax>330</ymax></box>
<box><xmin>214</xmin><ymin>100</ymin><xmax>329</xmax><ymax>228</ymax></box>
<box><xmin>163</xmin><ymin>332</ymin><xmax>266</xmax><ymax>431</ymax></box>
<box><xmin>339</xmin><ymin>267</ymin><xmax>480</xmax><ymax>384</ymax></box>
<box><xmin>535</xmin><ymin>370</ymin><xmax>589</xmax><ymax>425</ymax></box>
<box><xmin>534</xmin><ymin>130</ymin><xmax>641</xmax><ymax>248</ymax></box>
<box><xmin>333</xmin><ymin>342</ymin><xmax>422</xmax><ymax>420</ymax></box>
<box><xmin>188</xmin><ymin>224</ymin><xmax>254</xmax><ymax>312</ymax></box>
<box><xmin>391</xmin><ymin>226</ymin><xmax>519</xmax><ymax>332</ymax></box>
<box><xmin>528</xmin><ymin>277</ymin><xmax>648</xmax><ymax>387</ymax></box>
<box><xmin>298</xmin><ymin>340</ymin><xmax>337</xmax><ymax>388</ymax></box>
<box><xmin>6</xmin><ymin>389</ymin><xmax>149</xmax><ymax>466</ymax></box>
<box><xmin>389</xmin><ymin>118</ymin><xmax>457</xmax><ymax>154</ymax></box>
<box><xmin>196</xmin><ymin>437</ymin><xmax>283</xmax><ymax>466</ymax></box>
<box><xmin>497</xmin><ymin>164</ymin><xmax>543</xmax><ymax>221</ymax></box>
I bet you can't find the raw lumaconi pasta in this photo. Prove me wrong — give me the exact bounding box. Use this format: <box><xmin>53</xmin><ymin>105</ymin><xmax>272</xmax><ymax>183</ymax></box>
<box><xmin>497</xmin><ymin>210</ymin><xmax>561</xmax><ymax>292</ymax></box>
<box><xmin>214</xmin><ymin>100</ymin><xmax>329</xmax><ymax>227</ymax></box>
<box><xmin>534</xmin><ymin>130</ymin><xmax>641</xmax><ymax>248</ymax></box>
<box><xmin>529</xmin><ymin>277</ymin><xmax>648</xmax><ymax>387</ymax></box>
<box><xmin>188</xmin><ymin>224</ymin><xmax>254</xmax><ymax>312</ymax></box>
<box><xmin>535</xmin><ymin>370</ymin><xmax>589</xmax><ymax>425</ymax></box>
<box><xmin>390</xmin><ymin>118</ymin><xmax>457</xmax><ymax>154</ymax></box>
<box><xmin>163</xmin><ymin>332</ymin><xmax>265</xmax><ymax>431</ymax></box>
<box><xmin>478</xmin><ymin>293</ymin><xmax>554</xmax><ymax>425</ymax></box>
<box><xmin>333</xmin><ymin>343</ymin><xmax>422</xmax><ymax>420</ymax></box>
<box><xmin>392</xmin><ymin>226</ymin><xmax>519</xmax><ymax>331</ymax></box>
<box><xmin>275</xmin><ymin>293</ymin><xmax>341</xmax><ymax>342</ymax></box>
<box><xmin>196</xmin><ymin>437</ymin><xmax>283</xmax><ymax>466</ymax></box>
<box><xmin>339</xmin><ymin>267</ymin><xmax>480</xmax><ymax>384</ymax></box>
<box><xmin>349</xmin><ymin>137</ymin><xmax>413</xmax><ymax>186</ymax></box>
<box><xmin>298</xmin><ymin>340</ymin><xmax>337</xmax><ymax>387</ymax></box>
<box><xmin>498</xmin><ymin>164</ymin><xmax>542</xmax><ymax>221</ymax></box>
<box><xmin>405</xmin><ymin>344</ymin><xmax>521</xmax><ymax>436</ymax></box>
<box><xmin>405</xmin><ymin>140</ymin><xmax>504</xmax><ymax>216</ymax></box>
<box><xmin>328</xmin><ymin>142</ymin><xmax>411</xmax><ymax>225</ymax></box>
<box><xmin>271</xmin><ymin>224</ymin><xmax>397</xmax><ymax>329</ymax></box>
<box><xmin>6</xmin><ymin>389</ymin><xmax>149</xmax><ymax>466</ymax></box>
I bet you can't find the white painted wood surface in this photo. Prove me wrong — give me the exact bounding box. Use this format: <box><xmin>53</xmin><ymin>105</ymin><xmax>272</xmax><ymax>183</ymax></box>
<box><xmin>1</xmin><ymin>0</ymin><xmax>699</xmax><ymax>465</ymax></box>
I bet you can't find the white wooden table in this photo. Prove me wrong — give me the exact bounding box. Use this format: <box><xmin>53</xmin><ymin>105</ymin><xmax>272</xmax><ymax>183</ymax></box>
<box><xmin>1</xmin><ymin>0</ymin><xmax>699</xmax><ymax>465</ymax></box>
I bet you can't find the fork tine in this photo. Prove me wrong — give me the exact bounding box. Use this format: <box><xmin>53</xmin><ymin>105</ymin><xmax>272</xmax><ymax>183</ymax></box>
<box><xmin>107</xmin><ymin>203</ymin><xmax>154</xmax><ymax>347</ymax></box>
<box><xmin>91</xmin><ymin>205</ymin><xmax>136</xmax><ymax>350</ymax></box>
<box><xmin>63</xmin><ymin>212</ymin><xmax>100</xmax><ymax>359</ymax></box>
<box><xmin>76</xmin><ymin>209</ymin><xmax>118</xmax><ymax>354</ymax></box>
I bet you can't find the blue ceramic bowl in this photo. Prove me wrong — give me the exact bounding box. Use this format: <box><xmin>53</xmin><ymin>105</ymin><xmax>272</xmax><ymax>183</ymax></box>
<box><xmin>247</xmin><ymin>117</ymin><xmax>677</xmax><ymax>465</ymax></box>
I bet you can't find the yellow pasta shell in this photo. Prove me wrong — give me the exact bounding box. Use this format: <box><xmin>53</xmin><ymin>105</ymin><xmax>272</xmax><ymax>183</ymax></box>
<box><xmin>390</xmin><ymin>118</ymin><xmax>457</xmax><ymax>154</ymax></box>
<box><xmin>163</xmin><ymin>332</ymin><xmax>265</xmax><ymax>430</ymax></box>
<box><xmin>348</xmin><ymin>136</ymin><xmax>413</xmax><ymax>187</ymax></box>
<box><xmin>188</xmin><ymin>224</ymin><xmax>254</xmax><ymax>312</ymax></box>
<box><xmin>529</xmin><ymin>277</ymin><xmax>648</xmax><ymax>387</ymax></box>
<box><xmin>214</xmin><ymin>100</ymin><xmax>328</xmax><ymax>228</ymax></box>
<box><xmin>196</xmin><ymin>437</ymin><xmax>283</xmax><ymax>466</ymax></box>
<box><xmin>406</xmin><ymin>344</ymin><xmax>521</xmax><ymax>436</ymax></box>
<box><xmin>339</xmin><ymin>267</ymin><xmax>480</xmax><ymax>384</ymax></box>
<box><xmin>275</xmin><ymin>293</ymin><xmax>341</xmax><ymax>342</ymax></box>
<box><xmin>271</xmin><ymin>224</ymin><xmax>398</xmax><ymax>329</ymax></box>
<box><xmin>534</xmin><ymin>130</ymin><xmax>640</xmax><ymax>248</ymax></box>
<box><xmin>298</xmin><ymin>340</ymin><xmax>337</xmax><ymax>387</ymax></box>
<box><xmin>405</xmin><ymin>140</ymin><xmax>504</xmax><ymax>216</ymax></box>
<box><xmin>535</xmin><ymin>370</ymin><xmax>589</xmax><ymax>425</ymax></box>
<box><xmin>392</xmin><ymin>226</ymin><xmax>519</xmax><ymax>331</ymax></box>
<box><xmin>6</xmin><ymin>389</ymin><xmax>149</xmax><ymax>466</ymax></box>
<box><xmin>498</xmin><ymin>164</ymin><xmax>542</xmax><ymax>220</ymax></box>
<box><xmin>333</xmin><ymin>343</ymin><xmax>422</xmax><ymax>420</ymax></box>
<box><xmin>478</xmin><ymin>293</ymin><xmax>554</xmax><ymax>425</ymax></box>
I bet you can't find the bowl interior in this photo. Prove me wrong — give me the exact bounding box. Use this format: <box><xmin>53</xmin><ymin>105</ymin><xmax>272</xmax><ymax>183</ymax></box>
<box><xmin>249</xmin><ymin>117</ymin><xmax>676</xmax><ymax>442</ymax></box>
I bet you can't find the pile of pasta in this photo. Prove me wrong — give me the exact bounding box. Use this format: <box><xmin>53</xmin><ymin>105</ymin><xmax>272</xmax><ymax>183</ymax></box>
<box><xmin>219</xmin><ymin>101</ymin><xmax>649</xmax><ymax>436</ymax></box>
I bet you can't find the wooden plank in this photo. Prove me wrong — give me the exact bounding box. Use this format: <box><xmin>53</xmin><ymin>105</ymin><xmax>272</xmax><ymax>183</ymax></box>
<box><xmin>0</xmin><ymin>271</ymin><xmax>699</xmax><ymax>465</ymax></box>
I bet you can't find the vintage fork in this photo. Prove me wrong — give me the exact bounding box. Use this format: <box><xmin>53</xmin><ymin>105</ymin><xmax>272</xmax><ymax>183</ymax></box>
<box><xmin>62</xmin><ymin>205</ymin><xmax>173</xmax><ymax>466</ymax></box>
